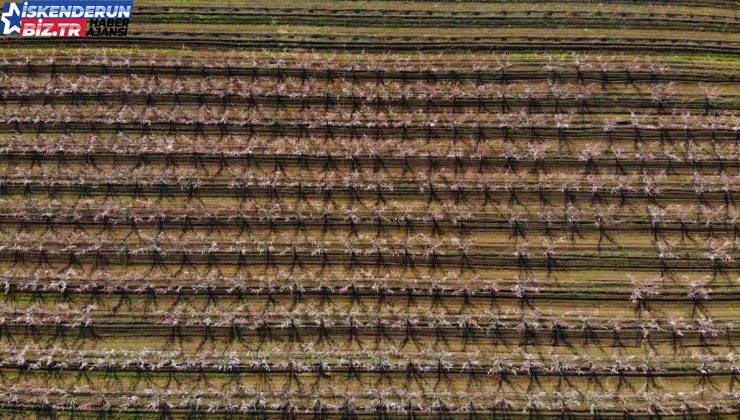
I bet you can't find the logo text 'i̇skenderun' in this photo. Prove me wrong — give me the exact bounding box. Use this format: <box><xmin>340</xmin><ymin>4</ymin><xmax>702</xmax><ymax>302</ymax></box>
<box><xmin>1</xmin><ymin>1</ymin><xmax>132</xmax><ymax>37</ymax></box>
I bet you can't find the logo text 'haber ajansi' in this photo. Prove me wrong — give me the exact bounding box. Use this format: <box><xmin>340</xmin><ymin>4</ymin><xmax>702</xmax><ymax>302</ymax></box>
<box><xmin>2</xmin><ymin>1</ymin><xmax>132</xmax><ymax>35</ymax></box>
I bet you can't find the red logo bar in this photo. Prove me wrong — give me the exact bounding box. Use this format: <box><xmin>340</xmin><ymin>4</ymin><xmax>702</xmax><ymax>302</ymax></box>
<box><xmin>20</xmin><ymin>18</ymin><xmax>86</xmax><ymax>37</ymax></box>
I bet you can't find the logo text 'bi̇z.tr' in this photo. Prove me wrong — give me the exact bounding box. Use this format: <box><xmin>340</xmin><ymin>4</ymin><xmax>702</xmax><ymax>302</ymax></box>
<box><xmin>2</xmin><ymin>1</ymin><xmax>132</xmax><ymax>37</ymax></box>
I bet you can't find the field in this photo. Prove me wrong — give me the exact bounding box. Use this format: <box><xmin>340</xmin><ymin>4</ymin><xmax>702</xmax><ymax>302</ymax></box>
<box><xmin>0</xmin><ymin>1</ymin><xmax>737</xmax><ymax>418</ymax></box>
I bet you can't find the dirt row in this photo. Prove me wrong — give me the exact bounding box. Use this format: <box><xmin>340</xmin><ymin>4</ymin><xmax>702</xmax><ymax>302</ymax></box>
<box><xmin>6</xmin><ymin>35</ymin><xmax>738</xmax><ymax>55</ymax></box>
